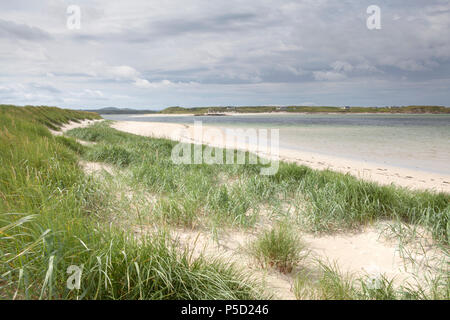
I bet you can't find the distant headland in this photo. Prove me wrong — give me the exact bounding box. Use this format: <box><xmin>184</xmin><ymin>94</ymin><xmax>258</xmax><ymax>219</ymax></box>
<box><xmin>83</xmin><ymin>105</ymin><xmax>450</xmax><ymax>115</ymax></box>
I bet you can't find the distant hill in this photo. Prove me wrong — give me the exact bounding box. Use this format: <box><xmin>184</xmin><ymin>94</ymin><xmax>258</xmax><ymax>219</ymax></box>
<box><xmin>80</xmin><ymin>105</ymin><xmax>450</xmax><ymax>115</ymax></box>
<box><xmin>80</xmin><ymin>107</ymin><xmax>157</xmax><ymax>114</ymax></box>
<box><xmin>159</xmin><ymin>105</ymin><xmax>450</xmax><ymax>115</ymax></box>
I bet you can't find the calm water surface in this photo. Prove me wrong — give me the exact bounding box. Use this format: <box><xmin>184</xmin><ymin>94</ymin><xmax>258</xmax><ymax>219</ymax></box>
<box><xmin>103</xmin><ymin>114</ymin><xmax>450</xmax><ymax>174</ymax></box>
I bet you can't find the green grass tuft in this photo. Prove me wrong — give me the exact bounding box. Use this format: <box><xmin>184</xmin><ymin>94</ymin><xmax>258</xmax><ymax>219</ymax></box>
<box><xmin>251</xmin><ymin>223</ymin><xmax>307</xmax><ymax>273</ymax></box>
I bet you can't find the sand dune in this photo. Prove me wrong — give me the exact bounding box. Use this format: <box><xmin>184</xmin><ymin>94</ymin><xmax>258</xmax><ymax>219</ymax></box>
<box><xmin>50</xmin><ymin>119</ymin><xmax>103</xmax><ymax>135</ymax></box>
<box><xmin>111</xmin><ymin>121</ymin><xmax>450</xmax><ymax>193</ymax></box>
<box><xmin>50</xmin><ymin>119</ymin><xmax>445</xmax><ymax>298</ymax></box>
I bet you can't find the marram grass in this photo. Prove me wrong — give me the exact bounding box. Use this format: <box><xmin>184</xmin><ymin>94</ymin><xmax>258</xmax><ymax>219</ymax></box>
<box><xmin>293</xmin><ymin>260</ymin><xmax>449</xmax><ymax>300</ymax></box>
<box><xmin>250</xmin><ymin>222</ymin><xmax>307</xmax><ymax>273</ymax></box>
<box><xmin>0</xmin><ymin>105</ymin><xmax>264</xmax><ymax>300</ymax></box>
<box><xmin>69</xmin><ymin>121</ymin><xmax>449</xmax><ymax>244</ymax></box>
<box><xmin>1</xmin><ymin>104</ymin><xmax>449</xmax><ymax>300</ymax></box>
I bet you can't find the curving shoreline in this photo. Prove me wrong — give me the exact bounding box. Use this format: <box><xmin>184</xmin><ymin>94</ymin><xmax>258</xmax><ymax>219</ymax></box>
<box><xmin>111</xmin><ymin>120</ymin><xmax>450</xmax><ymax>193</ymax></box>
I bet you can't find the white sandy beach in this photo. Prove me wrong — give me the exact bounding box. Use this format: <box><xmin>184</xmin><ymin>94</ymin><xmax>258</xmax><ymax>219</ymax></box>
<box><xmin>111</xmin><ymin>120</ymin><xmax>450</xmax><ymax>193</ymax></box>
<box><xmin>109</xmin><ymin>120</ymin><xmax>448</xmax><ymax>297</ymax></box>
<box><xmin>51</xmin><ymin>119</ymin><xmax>446</xmax><ymax>299</ymax></box>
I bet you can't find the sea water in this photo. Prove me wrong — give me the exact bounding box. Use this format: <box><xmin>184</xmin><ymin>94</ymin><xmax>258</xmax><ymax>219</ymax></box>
<box><xmin>103</xmin><ymin>113</ymin><xmax>450</xmax><ymax>175</ymax></box>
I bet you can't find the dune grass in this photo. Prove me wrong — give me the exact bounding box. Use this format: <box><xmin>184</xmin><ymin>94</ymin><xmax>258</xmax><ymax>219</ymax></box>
<box><xmin>0</xmin><ymin>105</ymin><xmax>264</xmax><ymax>300</ymax></box>
<box><xmin>67</xmin><ymin>121</ymin><xmax>449</xmax><ymax>245</ymax></box>
<box><xmin>250</xmin><ymin>222</ymin><xmax>307</xmax><ymax>273</ymax></box>
<box><xmin>273</xmin><ymin>163</ymin><xmax>449</xmax><ymax>243</ymax></box>
<box><xmin>2</xmin><ymin>105</ymin><xmax>448</xmax><ymax>300</ymax></box>
<box><xmin>293</xmin><ymin>260</ymin><xmax>449</xmax><ymax>300</ymax></box>
<box><xmin>65</xmin><ymin>120</ymin><xmax>449</xmax><ymax>300</ymax></box>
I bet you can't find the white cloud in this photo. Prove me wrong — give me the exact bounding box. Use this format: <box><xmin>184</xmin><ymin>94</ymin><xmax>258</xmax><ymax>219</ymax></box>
<box><xmin>81</xmin><ymin>89</ymin><xmax>104</xmax><ymax>98</ymax></box>
<box><xmin>108</xmin><ymin>65</ymin><xmax>141</xmax><ymax>80</ymax></box>
<box><xmin>134</xmin><ymin>79</ymin><xmax>173</xmax><ymax>89</ymax></box>
<box><xmin>86</xmin><ymin>62</ymin><xmax>141</xmax><ymax>81</ymax></box>
<box><xmin>0</xmin><ymin>0</ymin><xmax>449</xmax><ymax>108</ymax></box>
<box><xmin>313</xmin><ymin>71</ymin><xmax>346</xmax><ymax>81</ymax></box>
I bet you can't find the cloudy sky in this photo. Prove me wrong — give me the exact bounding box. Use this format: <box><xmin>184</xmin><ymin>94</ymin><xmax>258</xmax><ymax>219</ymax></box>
<box><xmin>1</xmin><ymin>0</ymin><xmax>450</xmax><ymax>109</ymax></box>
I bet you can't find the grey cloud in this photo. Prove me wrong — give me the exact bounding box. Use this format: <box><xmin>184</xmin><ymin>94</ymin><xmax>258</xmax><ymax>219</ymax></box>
<box><xmin>72</xmin><ymin>12</ymin><xmax>267</xmax><ymax>43</ymax></box>
<box><xmin>0</xmin><ymin>19</ymin><xmax>52</xmax><ymax>41</ymax></box>
<box><xmin>0</xmin><ymin>0</ymin><xmax>449</xmax><ymax>108</ymax></box>
<box><xmin>29</xmin><ymin>82</ymin><xmax>61</xmax><ymax>93</ymax></box>
<box><xmin>151</xmin><ymin>13</ymin><xmax>261</xmax><ymax>36</ymax></box>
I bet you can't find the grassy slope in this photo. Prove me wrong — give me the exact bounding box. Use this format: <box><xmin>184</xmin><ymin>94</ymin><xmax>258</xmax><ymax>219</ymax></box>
<box><xmin>68</xmin><ymin>121</ymin><xmax>449</xmax><ymax>244</ymax></box>
<box><xmin>67</xmin><ymin>121</ymin><xmax>449</xmax><ymax>299</ymax></box>
<box><xmin>0</xmin><ymin>105</ymin><xmax>262</xmax><ymax>299</ymax></box>
<box><xmin>1</xmin><ymin>105</ymin><xmax>448</xmax><ymax>300</ymax></box>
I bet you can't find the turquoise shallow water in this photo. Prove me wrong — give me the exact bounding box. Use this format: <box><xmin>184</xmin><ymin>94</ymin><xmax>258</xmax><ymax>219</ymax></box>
<box><xmin>104</xmin><ymin>114</ymin><xmax>450</xmax><ymax>175</ymax></box>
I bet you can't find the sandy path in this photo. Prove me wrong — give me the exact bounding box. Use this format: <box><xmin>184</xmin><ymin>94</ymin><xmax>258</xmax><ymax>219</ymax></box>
<box><xmin>170</xmin><ymin>228</ymin><xmax>296</xmax><ymax>300</ymax></box>
<box><xmin>81</xmin><ymin>120</ymin><xmax>444</xmax><ymax>299</ymax></box>
<box><xmin>146</xmin><ymin>225</ymin><xmax>439</xmax><ymax>299</ymax></box>
<box><xmin>304</xmin><ymin>228</ymin><xmax>407</xmax><ymax>282</ymax></box>
<box><xmin>50</xmin><ymin>119</ymin><xmax>103</xmax><ymax>135</ymax></box>
<box><xmin>111</xmin><ymin>121</ymin><xmax>450</xmax><ymax>193</ymax></box>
